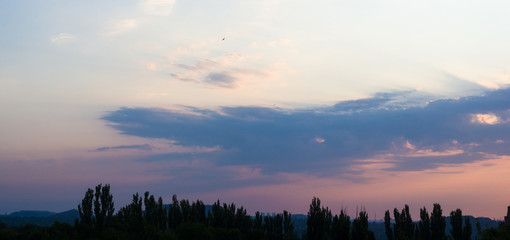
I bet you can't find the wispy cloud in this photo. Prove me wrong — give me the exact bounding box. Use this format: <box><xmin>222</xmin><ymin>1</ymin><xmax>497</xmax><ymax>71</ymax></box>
<box><xmin>94</xmin><ymin>144</ymin><xmax>152</xmax><ymax>152</ymax></box>
<box><xmin>140</xmin><ymin>0</ymin><xmax>175</xmax><ymax>16</ymax></box>
<box><xmin>205</xmin><ymin>72</ymin><xmax>237</xmax><ymax>88</ymax></box>
<box><xmin>105</xmin><ymin>19</ymin><xmax>138</xmax><ymax>37</ymax></box>
<box><xmin>170</xmin><ymin>53</ymin><xmax>273</xmax><ymax>88</ymax></box>
<box><xmin>401</xmin><ymin>140</ymin><xmax>464</xmax><ymax>157</ymax></box>
<box><xmin>50</xmin><ymin>33</ymin><xmax>74</xmax><ymax>43</ymax></box>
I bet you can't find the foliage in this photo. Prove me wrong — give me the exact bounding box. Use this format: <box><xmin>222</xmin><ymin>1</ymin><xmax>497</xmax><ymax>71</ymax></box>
<box><xmin>463</xmin><ymin>216</ymin><xmax>472</xmax><ymax>240</ymax></box>
<box><xmin>450</xmin><ymin>209</ymin><xmax>463</xmax><ymax>240</ymax></box>
<box><xmin>77</xmin><ymin>188</ymin><xmax>94</xmax><ymax>226</ymax></box>
<box><xmin>93</xmin><ymin>183</ymin><xmax>115</xmax><ymax>231</ymax></box>
<box><xmin>384</xmin><ymin>210</ymin><xmax>393</xmax><ymax>240</ymax></box>
<box><xmin>481</xmin><ymin>223</ymin><xmax>510</xmax><ymax>240</ymax></box>
<box><xmin>419</xmin><ymin>206</ymin><xmax>430</xmax><ymax>240</ymax></box>
<box><xmin>450</xmin><ymin>208</ymin><xmax>472</xmax><ymax>240</ymax></box>
<box><xmin>4</xmin><ymin>184</ymin><xmax>510</xmax><ymax>240</ymax></box>
<box><xmin>431</xmin><ymin>203</ymin><xmax>446</xmax><ymax>240</ymax></box>
<box><xmin>306</xmin><ymin>196</ymin><xmax>331</xmax><ymax>240</ymax></box>
<box><xmin>332</xmin><ymin>209</ymin><xmax>350</xmax><ymax>240</ymax></box>
<box><xmin>393</xmin><ymin>205</ymin><xmax>414</xmax><ymax>240</ymax></box>
<box><xmin>351</xmin><ymin>210</ymin><xmax>375</xmax><ymax>240</ymax></box>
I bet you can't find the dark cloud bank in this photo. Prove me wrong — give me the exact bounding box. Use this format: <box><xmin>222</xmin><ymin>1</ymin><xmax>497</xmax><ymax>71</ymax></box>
<box><xmin>102</xmin><ymin>87</ymin><xmax>510</xmax><ymax>174</ymax></box>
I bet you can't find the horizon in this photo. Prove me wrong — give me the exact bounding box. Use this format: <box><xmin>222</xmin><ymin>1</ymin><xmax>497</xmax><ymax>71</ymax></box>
<box><xmin>2</xmin><ymin>190</ymin><xmax>509</xmax><ymax>222</ymax></box>
<box><xmin>2</xmin><ymin>0</ymin><xmax>510</xmax><ymax>221</ymax></box>
<box><xmin>2</xmin><ymin>200</ymin><xmax>507</xmax><ymax>222</ymax></box>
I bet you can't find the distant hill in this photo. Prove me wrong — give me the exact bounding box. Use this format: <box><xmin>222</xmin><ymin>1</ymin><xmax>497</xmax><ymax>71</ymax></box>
<box><xmin>291</xmin><ymin>214</ymin><xmax>307</xmax><ymax>237</ymax></box>
<box><xmin>9</xmin><ymin>210</ymin><xmax>56</xmax><ymax>218</ymax></box>
<box><xmin>0</xmin><ymin>209</ymin><xmax>79</xmax><ymax>227</ymax></box>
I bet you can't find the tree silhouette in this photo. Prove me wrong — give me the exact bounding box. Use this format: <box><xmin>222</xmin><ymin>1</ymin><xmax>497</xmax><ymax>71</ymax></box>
<box><xmin>401</xmin><ymin>205</ymin><xmax>414</xmax><ymax>240</ymax></box>
<box><xmin>392</xmin><ymin>205</ymin><xmax>415</xmax><ymax>240</ymax></box>
<box><xmin>156</xmin><ymin>196</ymin><xmax>166</xmax><ymax>230</ymax></box>
<box><xmin>431</xmin><ymin>203</ymin><xmax>446</xmax><ymax>240</ymax></box>
<box><xmin>78</xmin><ymin>188</ymin><xmax>94</xmax><ymax>226</ymax></box>
<box><xmin>180</xmin><ymin>199</ymin><xmax>192</xmax><ymax>223</ymax></box>
<box><xmin>190</xmin><ymin>199</ymin><xmax>207</xmax><ymax>224</ymax></box>
<box><xmin>384</xmin><ymin>210</ymin><xmax>393</xmax><ymax>240</ymax></box>
<box><xmin>252</xmin><ymin>211</ymin><xmax>265</xmax><ymax>239</ymax></box>
<box><xmin>463</xmin><ymin>216</ymin><xmax>472</xmax><ymax>240</ymax></box>
<box><xmin>224</xmin><ymin>202</ymin><xmax>236</xmax><ymax>229</ymax></box>
<box><xmin>265</xmin><ymin>213</ymin><xmax>284</xmax><ymax>240</ymax></box>
<box><xmin>419</xmin><ymin>206</ymin><xmax>431</xmax><ymax>240</ymax></box>
<box><xmin>307</xmin><ymin>196</ymin><xmax>331</xmax><ymax>240</ymax></box>
<box><xmin>234</xmin><ymin>206</ymin><xmax>251</xmax><ymax>234</ymax></box>
<box><xmin>93</xmin><ymin>183</ymin><xmax>114</xmax><ymax>231</ymax></box>
<box><xmin>143</xmin><ymin>192</ymin><xmax>157</xmax><ymax>225</ymax></box>
<box><xmin>168</xmin><ymin>194</ymin><xmax>182</xmax><ymax>229</ymax></box>
<box><xmin>62</xmin><ymin>184</ymin><xmax>313</xmax><ymax>239</ymax></box>
<box><xmin>283</xmin><ymin>210</ymin><xmax>296</xmax><ymax>240</ymax></box>
<box><xmin>332</xmin><ymin>209</ymin><xmax>350</xmax><ymax>240</ymax></box>
<box><xmin>142</xmin><ymin>192</ymin><xmax>167</xmax><ymax>230</ymax></box>
<box><xmin>210</xmin><ymin>200</ymin><xmax>224</xmax><ymax>228</ymax></box>
<box><xmin>351</xmin><ymin>210</ymin><xmax>375</xmax><ymax>240</ymax></box>
<box><xmin>13</xmin><ymin>185</ymin><xmax>510</xmax><ymax>240</ymax></box>
<box><xmin>450</xmin><ymin>208</ymin><xmax>463</xmax><ymax>240</ymax></box>
<box><xmin>116</xmin><ymin>193</ymin><xmax>143</xmax><ymax>237</ymax></box>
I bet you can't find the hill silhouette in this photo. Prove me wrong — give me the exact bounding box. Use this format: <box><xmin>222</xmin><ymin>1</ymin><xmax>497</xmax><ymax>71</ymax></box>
<box><xmin>0</xmin><ymin>209</ymin><xmax>79</xmax><ymax>227</ymax></box>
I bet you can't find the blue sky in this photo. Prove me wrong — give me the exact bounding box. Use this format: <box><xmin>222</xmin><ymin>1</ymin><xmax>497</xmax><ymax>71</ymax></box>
<box><xmin>1</xmin><ymin>0</ymin><xmax>510</xmax><ymax>219</ymax></box>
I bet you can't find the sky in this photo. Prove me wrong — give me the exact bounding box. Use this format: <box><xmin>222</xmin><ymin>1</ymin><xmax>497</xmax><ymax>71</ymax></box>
<box><xmin>1</xmin><ymin>0</ymin><xmax>510</xmax><ymax>220</ymax></box>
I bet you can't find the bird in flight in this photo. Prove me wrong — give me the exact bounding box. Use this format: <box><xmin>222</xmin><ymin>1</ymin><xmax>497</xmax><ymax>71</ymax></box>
<box><xmin>222</xmin><ymin>37</ymin><xmax>225</xmax><ymax>41</ymax></box>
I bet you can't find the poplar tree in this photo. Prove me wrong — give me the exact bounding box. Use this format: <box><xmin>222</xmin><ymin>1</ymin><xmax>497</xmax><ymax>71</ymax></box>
<box><xmin>430</xmin><ymin>203</ymin><xmax>446</xmax><ymax>240</ymax></box>
<box><xmin>384</xmin><ymin>210</ymin><xmax>393</xmax><ymax>240</ymax></box>
<box><xmin>93</xmin><ymin>183</ymin><xmax>115</xmax><ymax>231</ymax></box>
<box><xmin>351</xmin><ymin>210</ymin><xmax>375</xmax><ymax>240</ymax></box>
<box><xmin>450</xmin><ymin>209</ymin><xmax>463</xmax><ymax>240</ymax></box>
<box><xmin>168</xmin><ymin>194</ymin><xmax>182</xmax><ymax>228</ymax></box>
<box><xmin>307</xmin><ymin>197</ymin><xmax>331</xmax><ymax>240</ymax></box>
<box><xmin>332</xmin><ymin>209</ymin><xmax>351</xmax><ymax>240</ymax></box>
<box><xmin>78</xmin><ymin>188</ymin><xmax>94</xmax><ymax>226</ymax></box>
<box><xmin>463</xmin><ymin>216</ymin><xmax>472</xmax><ymax>240</ymax></box>
<box><xmin>419</xmin><ymin>206</ymin><xmax>431</xmax><ymax>240</ymax></box>
<box><xmin>283</xmin><ymin>210</ymin><xmax>296</xmax><ymax>240</ymax></box>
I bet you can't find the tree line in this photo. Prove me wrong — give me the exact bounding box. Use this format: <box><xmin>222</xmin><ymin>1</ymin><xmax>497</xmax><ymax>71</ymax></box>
<box><xmin>383</xmin><ymin>204</ymin><xmax>472</xmax><ymax>240</ymax></box>
<box><xmin>1</xmin><ymin>184</ymin><xmax>510</xmax><ymax>240</ymax></box>
<box><xmin>74</xmin><ymin>184</ymin><xmax>298</xmax><ymax>240</ymax></box>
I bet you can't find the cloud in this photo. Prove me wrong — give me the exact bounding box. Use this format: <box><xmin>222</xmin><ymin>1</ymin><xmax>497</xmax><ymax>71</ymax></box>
<box><xmin>94</xmin><ymin>144</ymin><xmax>152</xmax><ymax>152</ymax></box>
<box><xmin>205</xmin><ymin>72</ymin><xmax>237</xmax><ymax>88</ymax></box>
<box><xmin>330</xmin><ymin>91</ymin><xmax>434</xmax><ymax>113</ymax></box>
<box><xmin>170</xmin><ymin>54</ymin><xmax>272</xmax><ymax>88</ymax></box>
<box><xmin>50</xmin><ymin>33</ymin><xmax>74</xmax><ymax>43</ymax></box>
<box><xmin>471</xmin><ymin>113</ymin><xmax>503</xmax><ymax>125</ymax></box>
<box><xmin>102</xmin><ymin>87</ymin><xmax>510</xmax><ymax>177</ymax></box>
<box><xmin>105</xmin><ymin>19</ymin><xmax>138</xmax><ymax>37</ymax></box>
<box><xmin>140</xmin><ymin>0</ymin><xmax>175</xmax><ymax>16</ymax></box>
<box><xmin>400</xmin><ymin>140</ymin><xmax>464</xmax><ymax>157</ymax></box>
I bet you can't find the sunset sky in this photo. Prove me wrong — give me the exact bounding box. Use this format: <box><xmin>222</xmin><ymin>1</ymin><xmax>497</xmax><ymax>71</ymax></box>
<box><xmin>2</xmin><ymin>0</ymin><xmax>510</xmax><ymax>220</ymax></box>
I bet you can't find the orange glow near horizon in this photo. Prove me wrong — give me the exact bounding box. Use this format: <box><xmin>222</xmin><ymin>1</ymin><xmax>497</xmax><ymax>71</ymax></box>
<box><xmin>204</xmin><ymin>155</ymin><xmax>510</xmax><ymax>220</ymax></box>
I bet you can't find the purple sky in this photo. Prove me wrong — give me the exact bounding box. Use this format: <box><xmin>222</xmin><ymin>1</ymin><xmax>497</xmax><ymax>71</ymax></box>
<box><xmin>2</xmin><ymin>0</ymin><xmax>510</xmax><ymax>220</ymax></box>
